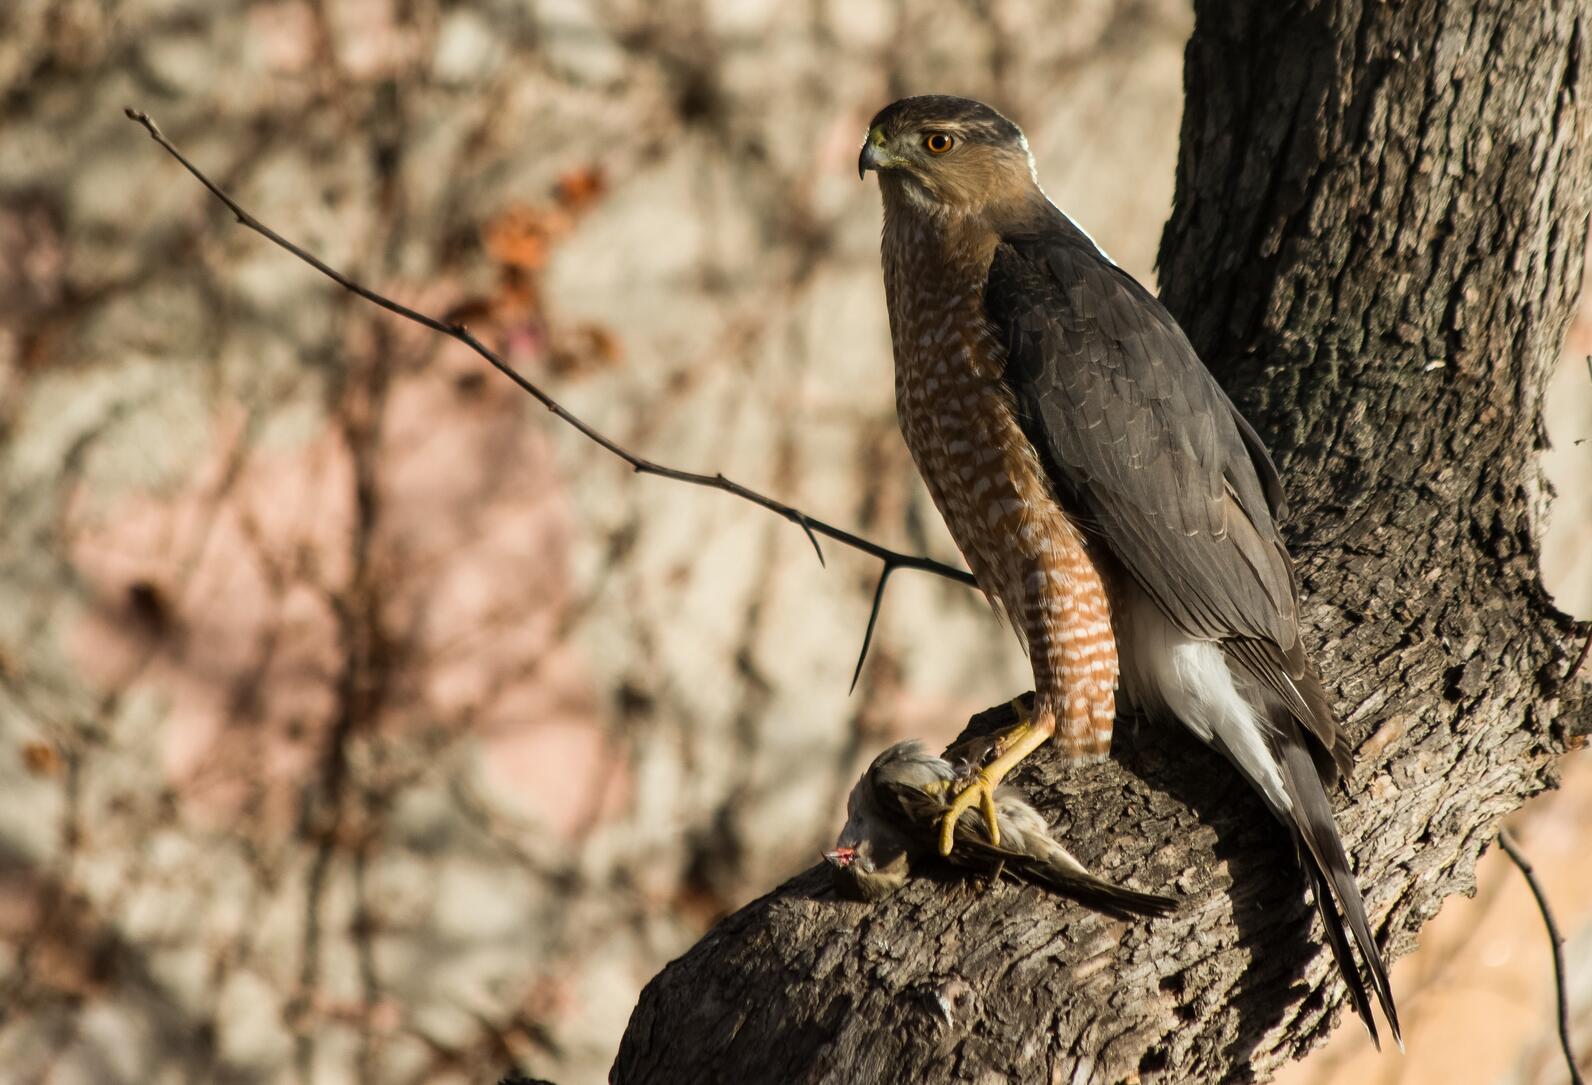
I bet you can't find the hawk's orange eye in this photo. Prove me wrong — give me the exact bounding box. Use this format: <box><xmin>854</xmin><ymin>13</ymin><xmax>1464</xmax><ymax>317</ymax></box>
<box><xmin>924</xmin><ymin>133</ymin><xmax>954</xmax><ymax>155</ymax></box>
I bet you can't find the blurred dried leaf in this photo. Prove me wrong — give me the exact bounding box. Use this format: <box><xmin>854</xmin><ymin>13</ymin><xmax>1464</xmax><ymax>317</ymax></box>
<box><xmin>20</xmin><ymin>741</ymin><xmax>60</xmax><ymax>778</ymax></box>
<box><xmin>485</xmin><ymin>205</ymin><xmax>557</xmax><ymax>272</ymax></box>
<box><xmin>555</xmin><ymin>166</ymin><xmax>606</xmax><ymax>214</ymax></box>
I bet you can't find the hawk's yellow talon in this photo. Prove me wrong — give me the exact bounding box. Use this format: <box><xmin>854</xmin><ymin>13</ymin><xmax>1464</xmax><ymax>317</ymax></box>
<box><xmin>936</xmin><ymin>705</ymin><xmax>1056</xmax><ymax>858</ymax></box>
<box><xmin>938</xmin><ymin>770</ymin><xmax>1001</xmax><ymax>855</ymax></box>
<box><xmin>980</xmin><ymin>785</ymin><xmax>999</xmax><ymax>839</ymax></box>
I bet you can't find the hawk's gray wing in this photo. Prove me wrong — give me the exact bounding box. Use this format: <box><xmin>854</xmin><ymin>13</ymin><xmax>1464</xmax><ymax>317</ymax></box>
<box><xmin>986</xmin><ymin>224</ymin><xmax>1347</xmax><ymax>773</ymax></box>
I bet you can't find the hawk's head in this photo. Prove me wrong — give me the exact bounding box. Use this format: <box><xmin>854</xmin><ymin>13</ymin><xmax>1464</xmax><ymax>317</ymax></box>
<box><xmin>858</xmin><ymin>95</ymin><xmax>1038</xmax><ymax>214</ymax></box>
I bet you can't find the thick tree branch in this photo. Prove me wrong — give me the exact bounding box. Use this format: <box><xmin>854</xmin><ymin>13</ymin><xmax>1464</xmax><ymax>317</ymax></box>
<box><xmin>611</xmin><ymin>2</ymin><xmax>1592</xmax><ymax>1082</ymax></box>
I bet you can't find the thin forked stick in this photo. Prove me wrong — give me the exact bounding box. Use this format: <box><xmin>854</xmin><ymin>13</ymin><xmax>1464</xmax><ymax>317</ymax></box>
<box><xmin>1498</xmin><ymin>829</ymin><xmax>1587</xmax><ymax>1085</ymax></box>
<box><xmin>123</xmin><ymin>108</ymin><xmax>977</xmax><ymax>683</ymax></box>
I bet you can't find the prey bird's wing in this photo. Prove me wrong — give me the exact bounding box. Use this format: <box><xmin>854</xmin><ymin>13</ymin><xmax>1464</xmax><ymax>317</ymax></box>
<box><xmin>865</xmin><ymin>742</ymin><xmax>959</xmax><ymax>830</ymax></box>
<box><xmin>947</xmin><ymin>795</ymin><xmax>1177</xmax><ymax>920</ymax></box>
<box><xmin>985</xmin><ymin>223</ymin><xmax>1348</xmax><ymax>775</ymax></box>
<box><xmin>869</xmin><ymin>750</ymin><xmax>1179</xmax><ymax>920</ymax></box>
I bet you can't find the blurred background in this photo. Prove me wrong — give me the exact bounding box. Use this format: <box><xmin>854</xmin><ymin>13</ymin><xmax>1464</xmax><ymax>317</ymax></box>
<box><xmin>0</xmin><ymin>1</ymin><xmax>1586</xmax><ymax>1082</ymax></box>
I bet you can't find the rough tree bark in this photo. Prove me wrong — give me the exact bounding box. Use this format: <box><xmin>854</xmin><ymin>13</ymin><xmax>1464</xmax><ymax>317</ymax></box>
<box><xmin>612</xmin><ymin>2</ymin><xmax>1592</xmax><ymax>1082</ymax></box>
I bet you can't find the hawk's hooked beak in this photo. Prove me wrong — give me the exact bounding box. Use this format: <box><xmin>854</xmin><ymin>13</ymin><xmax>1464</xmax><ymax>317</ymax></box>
<box><xmin>858</xmin><ymin>142</ymin><xmax>881</xmax><ymax>180</ymax></box>
<box><xmin>858</xmin><ymin>127</ymin><xmax>893</xmax><ymax>179</ymax></box>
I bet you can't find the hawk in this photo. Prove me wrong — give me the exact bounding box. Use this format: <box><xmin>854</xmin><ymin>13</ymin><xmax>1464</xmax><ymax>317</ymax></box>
<box><xmin>859</xmin><ymin>94</ymin><xmax>1400</xmax><ymax>1046</ymax></box>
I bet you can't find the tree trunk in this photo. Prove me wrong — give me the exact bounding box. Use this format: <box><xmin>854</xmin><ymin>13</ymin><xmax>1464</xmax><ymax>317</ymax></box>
<box><xmin>612</xmin><ymin>2</ymin><xmax>1592</xmax><ymax>1081</ymax></box>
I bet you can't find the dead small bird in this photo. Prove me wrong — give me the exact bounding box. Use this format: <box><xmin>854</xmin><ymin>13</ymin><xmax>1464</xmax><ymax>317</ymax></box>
<box><xmin>824</xmin><ymin>739</ymin><xmax>1176</xmax><ymax>919</ymax></box>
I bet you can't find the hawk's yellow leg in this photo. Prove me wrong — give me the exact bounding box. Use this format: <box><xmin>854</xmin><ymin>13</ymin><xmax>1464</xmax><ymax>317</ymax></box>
<box><xmin>937</xmin><ymin>698</ymin><xmax>1055</xmax><ymax>855</ymax></box>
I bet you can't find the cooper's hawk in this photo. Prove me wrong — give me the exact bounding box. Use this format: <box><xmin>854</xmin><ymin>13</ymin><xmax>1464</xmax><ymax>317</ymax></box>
<box><xmin>824</xmin><ymin>738</ymin><xmax>1176</xmax><ymax>918</ymax></box>
<box><xmin>859</xmin><ymin>94</ymin><xmax>1400</xmax><ymax>1046</ymax></box>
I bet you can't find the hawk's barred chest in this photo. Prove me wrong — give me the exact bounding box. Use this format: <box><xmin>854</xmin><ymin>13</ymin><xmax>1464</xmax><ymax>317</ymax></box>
<box><xmin>881</xmin><ymin>209</ymin><xmax>1116</xmax><ymax>757</ymax></box>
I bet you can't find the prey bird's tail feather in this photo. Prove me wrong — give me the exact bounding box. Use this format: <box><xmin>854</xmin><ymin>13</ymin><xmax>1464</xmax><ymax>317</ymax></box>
<box><xmin>952</xmin><ymin>787</ymin><xmax>1177</xmax><ymax>920</ymax></box>
<box><xmin>1016</xmin><ymin>852</ymin><xmax>1179</xmax><ymax>920</ymax></box>
<box><xmin>1273</xmin><ymin>712</ymin><xmax>1402</xmax><ymax>1051</ymax></box>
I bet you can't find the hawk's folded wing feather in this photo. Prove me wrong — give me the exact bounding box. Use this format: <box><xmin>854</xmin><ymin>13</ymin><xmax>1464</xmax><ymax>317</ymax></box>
<box><xmin>986</xmin><ymin>226</ymin><xmax>1348</xmax><ymax>774</ymax></box>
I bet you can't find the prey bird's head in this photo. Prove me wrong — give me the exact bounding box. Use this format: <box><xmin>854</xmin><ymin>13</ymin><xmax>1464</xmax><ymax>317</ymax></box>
<box><xmin>823</xmin><ymin>832</ymin><xmax>909</xmax><ymax>901</ymax></box>
<box><xmin>825</xmin><ymin>803</ymin><xmax>911</xmax><ymax>900</ymax></box>
<box><xmin>825</xmin><ymin>740</ymin><xmax>955</xmax><ymax>900</ymax></box>
<box><xmin>825</xmin><ymin>747</ymin><xmax>921</xmax><ymax>900</ymax></box>
<box><xmin>858</xmin><ymin>95</ymin><xmax>1038</xmax><ymax>215</ymax></box>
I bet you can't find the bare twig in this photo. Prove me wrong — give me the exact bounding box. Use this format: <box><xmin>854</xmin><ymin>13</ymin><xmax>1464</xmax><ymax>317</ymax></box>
<box><xmin>1570</xmin><ymin>627</ymin><xmax>1592</xmax><ymax>683</ymax></box>
<box><xmin>1498</xmin><ymin>829</ymin><xmax>1586</xmax><ymax>1085</ymax></box>
<box><xmin>850</xmin><ymin>563</ymin><xmax>896</xmax><ymax>693</ymax></box>
<box><xmin>122</xmin><ymin>107</ymin><xmax>976</xmax><ymax>687</ymax></box>
<box><xmin>1577</xmin><ymin>355</ymin><xmax>1589</xmax><ymax>446</ymax></box>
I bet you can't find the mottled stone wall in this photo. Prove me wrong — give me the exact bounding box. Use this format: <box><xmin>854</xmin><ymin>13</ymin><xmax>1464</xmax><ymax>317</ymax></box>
<box><xmin>0</xmin><ymin>2</ymin><xmax>1194</xmax><ymax>1081</ymax></box>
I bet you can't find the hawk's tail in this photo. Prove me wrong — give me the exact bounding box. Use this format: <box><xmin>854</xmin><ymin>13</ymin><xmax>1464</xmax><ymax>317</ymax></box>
<box><xmin>1273</xmin><ymin>712</ymin><xmax>1402</xmax><ymax>1051</ymax></box>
